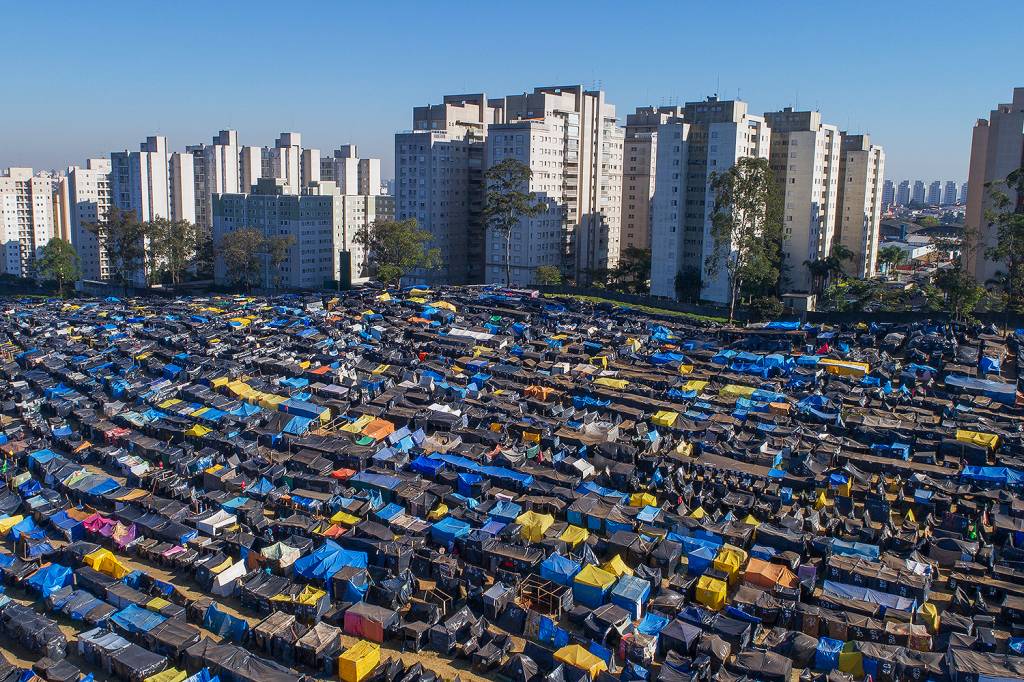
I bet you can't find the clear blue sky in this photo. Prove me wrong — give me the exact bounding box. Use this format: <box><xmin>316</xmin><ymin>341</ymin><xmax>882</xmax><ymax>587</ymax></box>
<box><xmin>2</xmin><ymin>0</ymin><xmax>1021</xmax><ymax>183</ymax></box>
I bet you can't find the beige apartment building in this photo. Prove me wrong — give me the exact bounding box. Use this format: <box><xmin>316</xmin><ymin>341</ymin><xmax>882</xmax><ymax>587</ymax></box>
<box><xmin>187</xmin><ymin>130</ymin><xmax>242</xmax><ymax>232</ymax></box>
<box><xmin>650</xmin><ymin>98</ymin><xmax>771</xmax><ymax>303</ymax></box>
<box><xmin>965</xmin><ymin>87</ymin><xmax>1024</xmax><ymax>284</ymax></box>
<box><xmin>764</xmin><ymin>108</ymin><xmax>841</xmax><ymax>294</ymax></box>
<box><xmin>65</xmin><ymin>159</ymin><xmax>113</xmax><ymax>281</ymax></box>
<box><xmin>622</xmin><ymin>106</ymin><xmax>684</xmax><ymax>252</ymax></box>
<box><xmin>835</xmin><ymin>133</ymin><xmax>885</xmax><ymax>279</ymax></box>
<box><xmin>320</xmin><ymin>145</ymin><xmax>381</xmax><ymax>197</ymax></box>
<box><xmin>0</xmin><ymin>167</ymin><xmax>56</xmax><ymax>278</ymax></box>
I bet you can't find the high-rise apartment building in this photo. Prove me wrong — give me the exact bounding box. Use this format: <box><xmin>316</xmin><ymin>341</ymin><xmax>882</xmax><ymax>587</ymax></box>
<box><xmin>65</xmin><ymin>159</ymin><xmax>113</xmax><ymax>281</ymax></box>
<box><xmin>882</xmin><ymin>179</ymin><xmax>895</xmax><ymax>206</ymax></box>
<box><xmin>395</xmin><ymin>94</ymin><xmax>499</xmax><ymax>285</ymax></box>
<box><xmin>965</xmin><ymin>87</ymin><xmax>1024</xmax><ymax>284</ymax></box>
<box><xmin>0</xmin><ymin>168</ymin><xmax>56</xmax><ymax>277</ymax></box>
<box><xmin>942</xmin><ymin>180</ymin><xmax>958</xmax><ymax>206</ymax></box>
<box><xmin>268</xmin><ymin>133</ymin><xmax>304</xmax><ymax>195</ymax></box>
<box><xmin>187</xmin><ymin>130</ymin><xmax>242</xmax><ymax>232</ymax></box>
<box><xmin>320</xmin><ymin>145</ymin><xmax>382</xmax><ymax>196</ymax></box>
<box><xmin>835</xmin><ymin>133</ymin><xmax>885</xmax><ymax>279</ymax></box>
<box><xmin>212</xmin><ymin>178</ymin><xmax>394</xmax><ymax>290</ymax></box>
<box><xmin>912</xmin><ymin>180</ymin><xmax>926</xmax><ymax>205</ymax></box>
<box><xmin>764</xmin><ymin>108</ymin><xmax>841</xmax><ymax>294</ymax></box>
<box><xmin>960</xmin><ymin>182</ymin><xmax>969</xmax><ymax>204</ymax></box>
<box><xmin>621</xmin><ymin>106</ymin><xmax>684</xmax><ymax>252</ymax></box>
<box><xmin>240</xmin><ymin>146</ymin><xmax>263</xmax><ymax>193</ymax></box>
<box><xmin>488</xmin><ymin>86</ymin><xmax>624</xmax><ymax>285</ymax></box>
<box><xmin>650</xmin><ymin>97</ymin><xmax>771</xmax><ymax>303</ymax></box>
<box><xmin>896</xmin><ymin>180</ymin><xmax>911</xmax><ymax>206</ymax></box>
<box><xmin>927</xmin><ymin>180</ymin><xmax>942</xmax><ymax>205</ymax></box>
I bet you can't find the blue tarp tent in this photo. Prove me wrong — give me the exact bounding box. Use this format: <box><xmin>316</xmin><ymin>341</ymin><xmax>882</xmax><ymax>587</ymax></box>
<box><xmin>203</xmin><ymin>602</ymin><xmax>249</xmax><ymax>642</ymax></box>
<box><xmin>610</xmin><ymin>575</ymin><xmax>651</xmax><ymax>619</ymax></box>
<box><xmin>293</xmin><ymin>540</ymin><xmax>368</xmax><ymax>581</ymax></box>
<box><xmin>961</xmin><ymin>466</ymin><xmax>1024</xmax><ymax>487</ymax></box>
<box><xmin>830</xmin><ymin>539</ymin><xmax>880</xmax><ymax>561</ymax></box>
<box><xmin>822</xmin><ymin>580</ymin><xmax>916</xmax><ymax>612</ymax></box>
<box><xmin>27</xmin><ymin>563</ymin><xmax>73</xmax><ymax>598</ymax></box>
<box><xmin>431</xmin><ymin>516</ymin><xmax>471</xmax><ymax>545</ymax></box>
<box><xmin>540</xmin><ymin>553</ymin><xmax>582</xmax><ymax>586</ymax></box>
<box><xmin>112</xmin><ymin>604</ymin><xmax>167</xmax><ymax>634</ymax></box>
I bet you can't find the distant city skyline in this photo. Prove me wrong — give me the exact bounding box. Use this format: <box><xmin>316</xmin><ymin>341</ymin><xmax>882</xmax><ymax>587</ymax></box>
<box><xmin>2</xmin><ymin>1</ymin><xmax>1020</xmax><ymax>181</ymax></box>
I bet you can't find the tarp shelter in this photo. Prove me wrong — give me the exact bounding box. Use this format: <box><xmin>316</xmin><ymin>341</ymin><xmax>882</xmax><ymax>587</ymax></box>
<box><xmin>610</xmin><ymin>575</ymin><xmax>651</xmax><ymax>620</ymax></box>
<box><xmin>516</xmin><ymin>510</ymin><xmax>554</xmax><ymax>542</ymax></box>
<box><xmin>343</xmin><ymin>601</ymin><xmax>398</xmax><ymax>643</ymax></box>
<box><xmin>573</xmin><ymin>564</ymin><xmax>616</xmax><ymax>608</ymax></box>
<box><xmin>337</xmin><ymin>640</ymin><xmax>380</xmax><ymax>682</ymax></box>
<box><xmin>541</xmin><ymin>553</ymin><xmax>582</xmax><ymax>586</ymax></box>
<box><xmin>27</xmin><ymin>563</ymin><xmax>73</xmax><ymax>598</ymax></box>
<box><xmin>554</xmin><ymin>644</ymin><xmax>608</xmax><ymax>680</ymax></box>
<box><xmin>696</xmin><ymin>575</ymin><xmax>728</xmax><ymax>610</ymax></box>
<box><xmin>744</xmin><ymin>557</ymin><xmax>798</xmax><ymax>589</ymax></box>
<box><xmin>83</xmin><ymin>547</ymin><xmax>131</xmax><ymax>579</ymax></box>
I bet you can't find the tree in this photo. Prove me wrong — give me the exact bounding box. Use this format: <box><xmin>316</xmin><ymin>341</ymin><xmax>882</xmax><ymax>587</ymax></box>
<box><xmin>218</xmin><ymin>228</ymin><xmax>265</xmax><ymax>291</ymax></box>
<box><xmin>917</xmin><ymin>216</ymin><xmax>941</xmax><ymax>228</ymax></box>
<box><xmin>149</xmin><ymin>219</ymin><xmax>199</xmax><ymax>286</ymax></box>
<box><xmin>612</xmin><ymin>247</ymin><xmax>652</xmax><ymax>293</ymax></box>
<box><xmin>354</xmin><ymin>218</ymin><xmax>442</xmax><ymax>286</ymax></box>
<box><xmin>877</xmin><ymin>245</ymin><xmax>907</xmax><ymax>273</ymax></box>
<box><xmin>930</xmin><ymin>266</ymin><xmax>985</xmax><ymax>322</ymax></box>
<box><xmin>674</xmin><ymin>266</ymin><xmax>701</xmax><ymax>303</ymax></box>
<box><xmin>35</xmin><ymin>238</ymin><xmax>79</xmax><ymax>296</ymax></box>
<box><xmin>86</xmin><ymin>207</ymin><xmax>148</xmax><ymax>285</ymax></box>
<box><xmin>484</xmin><ymin>159</ymin><xmax>546</xmax><ymax>286</ymax></box>
<box><xmin>266</xmin><ymin>235</ymin><xmax>296</xmax><ymax>287</ymax></box>
<box><xmin>535</xmin><ymin>265</ymin><xmax>562</xmax><ymax>286</ymax></box>
<box><xmin>705</xmin><ymin>157</ymin><xmax>783</xmax><ymax>323</ymax></box>
<box><xmin>983</xmin><ymin>167</ymin><xmax>1024</xmax><ymax>306</ymax></box>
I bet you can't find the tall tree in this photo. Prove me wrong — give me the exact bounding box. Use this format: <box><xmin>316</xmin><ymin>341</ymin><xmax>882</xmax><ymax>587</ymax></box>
<box><xmin>535</xmin><ymin>265</ymin><xmax>562</xmax><ymax>286</ymax></box>
<box><xmin>877</xmin><ymin>245</ymin><xmax>907</xmax><ymax>273</ymax></box>
<box><xmin>930</xmin><ymin>266</ymin><xmax>985</xmax><ymax>322</ymax></box>
<box><xmin>218</xmin><ymin>228</ymin><xmax>265</xmax><ymax>291</ymax></box>
<box><xmin>149</xmin><ymin>218</ymin><xmax>199</xmax><ymax>286</ymax></box>
<box><xmin>354</xmin><ymin>218</ymin><xmax>442</xmax><ymax>286</ymax></box>
<box><xmin>983</xmin><ymin>167</ymin><xmax>1024</xmax><ymax>306</ymax></box>
<box><xmin>705</xmin><ymin>157</ymin><xmax>783</xmax><ymax>323</ymax></box>
<box><xmin>613</xmin><ymin>247</ymin><xmax>652</xmax><ymax>293</ymax></box>
<box><xmin>86</xmin><ymin>207</ymin><xmax>148</xmax><ymax>285</ymax></box>
<box><xmin>484</xmin><ymin>159</ymin><xmax>546</xmax><ymax>286</ymax></box>
<box><xmin>265</xmin><ymin>234</ymin><xmax>296</xmax><ymax>287</ymax></box>
<box><xmin>35</xmin><ymin>238</ymin><xmax>80</xmax><ymax>296</ymax></box>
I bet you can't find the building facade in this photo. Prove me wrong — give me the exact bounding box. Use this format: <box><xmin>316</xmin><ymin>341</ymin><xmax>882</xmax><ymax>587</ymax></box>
<box><xmin>912</xmin><ymin>180</ymin><xmax>926</xmax><ymax>205</ymax></box>
<box><xmin>320</xmin><ymin>145</ymin><xmax>381</xmax><ymax>197</ymax></box>
<box><xmin>764</xmin><ymin>108</ymin><xmax>841</xmax><ymax>294</ymax></box>
<box><xmin>882</xmin><ymin>179</ymin><xmax>895</xmax><ymax>206</ymax></box>
<box><xmin>621</xmin><ymin>106</ymin><xmax>684</xmax><ymax>252</ymax></box>
<box><xmin>649</xmin><ymin>98</ymin><xmax>771</xmax><ymax>303</ymax></box>
<box><xmin>66</xmin><ymin>159</ymin><xmax>113</xmax><ymax>281</ymax></box>
<box><xmin>965</xmin><ymin>87</ymin><xmax>1024</xmax><ymax>284</ymax></box>
<box><xmin>942</xmin><ymin>180</ymin><xmax>958</xmax><ymax>206</ymax></box>
<box><xmin>896</xmin><ymin>180</ymin><xmax>911</xmax><ymax>206</ymax></box>
<box><xmin>835</xmin><ymin>133</ymin><xmax>885</xmax><ymax>279</ymax></box>
<box><xmin>187</xmin><ymin>130</ymin><xmax>242</xmax><ymax>233</ymax></box>
<box><xmin>0</xmin><ymin>168</ymin><xmax>56</xmax><ymax>277</ymax></box>
<box><xmin>927</xmin><ymin>180</ymin><xmax>942</xmax><ymax>205</ymax></box>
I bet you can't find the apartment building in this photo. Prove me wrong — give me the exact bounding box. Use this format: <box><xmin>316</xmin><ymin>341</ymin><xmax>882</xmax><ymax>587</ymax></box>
<box><xmin>960</xmin><ymin>182</ymin><xmax>969</xmax><ymax>204</ymax></box>
<box><xmin>650</xmin><ymin>98</ymin><xmax>771</xmax><ymax>303</ymax></box>
<box><xmin>896</xmin><ymin>180</ymin><xmax>911</xmax><ymax>206</ymax></box>
<box><xmin>320</xmin><ymin>145</ymin><xmax>382</xmax><ymax>196</ymax></box>
<box><xmin>882</xmin><ymin>179</ymin><xmax>895</xmax><ymax>206</ymax></box>
<box><xmin>835</xmin><ymin>133</ymin><xmax>885</xmax><ymax>279</ymax></box>
<box><xmin>927</xmin><ymin>180</ymin><xmax>942</xmax><ymax>205</ymax></box>
<box><xmin>0</xmin><ymin>168</ymin><xmax>56</xmax><ymax>277</ymax></box>
<box><xmin>912</xmin><ymin>180</ymin><xmax>926</xmax><ymax>205</ymax></box>
<box><xmin>187</xmin><ymin>130</ymin><xmax>242</xmax><ymax>232</ymax></box>
<box><xmin>212</xmin><ymin>178</ymin><xmax>394</xmax><ymax>290</ymax></box>
<box><xmin>621</xmin><ymin>106</ymin><xmax>684</xmax><ymax>252</ymax></box>
<box><xmin>66</xmin><ymin>159</ymin><xmax>113</xmax><ymax>281</ymax></box>
<box><xmin>395</xmin><ymin>94</ymin><xmax>499</xmax><ymax>285</ymax></box>
<box><xmin>965</xmin><ymin>87</ymin><xmax>1024</xmax><ymax>284</ymax></box>
<box><xmin>764</xmin><ymin>108</ymin><xmax>841</xmax><ymax>294</ymax></box>
<box><xmin>942</xmin><ymin>180</ymin><xmax>958</xmax><ymax>206</ymax></box>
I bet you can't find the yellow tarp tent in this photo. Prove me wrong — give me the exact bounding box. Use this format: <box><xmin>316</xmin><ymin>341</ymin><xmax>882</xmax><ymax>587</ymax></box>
<box><xmin>516</xmin><ymin>511</ymin><xmax>555</xmax><ymax>542</ymax></box>
<box><xmin>0</xmin><ymin>515</ymin><xmax>25</xmax><ymax>535</ymax></box>
<box><xmin>559</xmin><ymin>525</ymin><xmax>589</xmax><ymax>549</ymax></box>
<box><xmin>602</xmin><ymin>554</ymin><xmax>633</xmax><ymax>577</ymax></box>
<box><xmin>146</xmin><ymin>597</ymin><xmax>172</xmax><ymax>613</ymax></box>
<box><xmin>145</xmin><ymin>669</ymin><xmax>187</xmax><ymax>682</ymax></box>
<box><xmin>720</xmin><ymin>385</ymin><xmax>756</xmax><ymax>398</ymax></box>
<box><xmin>574</xmin><ymin>564</ymin><xmax>616</xmax><ymax>591</ymax></box>
<box><xmin>630</xmin><ymin>492</ymin><xmax>657</xmax><ymax>508</ymax></box>
<box><xmin>594</xmin><ymin>377</ymin><xmax>629</xmax><ymax>390</ymax></box>
<box><xmin>696</xmin><ymin>575</ymin><xmax>728</xmax><ymax>610</ymax></box>
<box><xmin>83</xmin><ymin>548</ymin><xmax>131</xmax><ymax>579</ymax></box>
<box><xmin>185</xmin><ymin>424</ymin><xmax>211</xmax><ymax>437</ymax></box>
<box><xmin>331</xmin><ymin>510</ymin><xmax>361</xmax><ymax>526</ymax></box>
<box><xmin>689</xmin><ymin>506</ymin><xmax>706</xmax><ymax>519</ymax></box>
<box><xmin>681</xmin><ymin>380</ymin><xmax>709</xmax><ymax>393</ymax></box>
<box><xmin>678</xmin><ymin>364</ymin><xmax>694</xmax><ymax>375</ymax></box>
<box><xmin>210</xmin><ymin>377</ymin><xmax>229</xmax><ymax>388</ymax></box>
<box><xmin>819</xmin><ymin>358</ymin><xmax>870</xmax><ymax>378</ymax></box>
<box><xmin>713</xmin><ymin>545</ymin><xmax>747</xmax><ymax>583</ymax></box>
<box><xmin>339</xmin><ymin>640</ymin><xmax>381</xmax><ymax>682</ymax></box>
<box><xmin>341</xmin><ymin>415</ymin><xmax>375</xmax><ymax>434</ymax></box>
<box><xmin>652</xmin><ymin>410</ymin><xmax>678</xmax><ymax>428</ymax></box>
<box><xmin>296</xmin><ymin>585</ymin><xmax>327</xmax><ymax>605</ymax></box>
<box><xmin>554</xmin><ymin>645</ymin><xmax>608</xmax><ymax>680</ymax></box>
<box><xmin>838</xmin><ymin>643</ymin><xmax>864</xmax><ymax>678</ymax></box>
<box><xmin>956</xmin><ymin>429</ymin><xmax>1000</xmax><ymax>451</ymax></box>
<box><xmin>427</xmin><ymin>503</ymin><xmax>448</xmax><ymax>520</ymax></box>
<box><xmin>742</xmin><ymin>514</ymin><xmax>760</xmax><ymax>527</ymax></box>
<box><xmin>917</xmin><ymin>602</ymin><xmax>939</xmax><ymax>634</ymax></box>
<box><xmin>674</xmin><ymin>441</ymin><xmax>694</xmax><ymax>457</ymax></box>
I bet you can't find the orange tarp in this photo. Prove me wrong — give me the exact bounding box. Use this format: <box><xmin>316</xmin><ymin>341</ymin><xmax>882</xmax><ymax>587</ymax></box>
<box><xmin>362</xmin><ymin>418</ymin><xmax>396</xmax><ymax>441</ymax></box>
<box><xmin>743</xmin><ymin>557</ymin><xmax>799</xmax><ymax>590</ymax></box>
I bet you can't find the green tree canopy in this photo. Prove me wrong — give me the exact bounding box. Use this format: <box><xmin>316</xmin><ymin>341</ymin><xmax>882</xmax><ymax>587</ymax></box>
<box><xmin>877</xmin><ymin>245</ymin><xmax>907</xmax><ymax>272</ymax></box>
<box><xmin>705</xmin><ymin>157</ymin><xmax>783</xmax><ymax>323</ymax></box>
<box><xmin>983</xmin><ymin>167</ymin><xmax>1024</xmax><ymax>306</ymax></box>
<box><xmin>36</xmin><ymin>238</ymin><xmax>80</xmax><ymax>296</ymax></box>
<box><xmin>266</xmin><ymin>234</ymin><xmax>297</xmax><ymax>287</ymax></box>
<box><xmin>218</xmin><ymin>228</ymin><xmax>266</xmax><ymax>291</ymax></box>
<box><xmin>86</xmin><ymin>207</ymin><xmax>147</xmax><ymax>285</ymax></box>
<box><xmin>149</xmin><ymin>218</ymin><xmax>200</xmax><ymax>286</ymax></box>
<box><xmin>354</xmin><ymin>218</ymin><xmax>441</xmax><ymax>286</ymax></box>
<box><xmin>535</xmin><ymin>265</ymin><xmax>562</xmax><ymax>286</ymax></box>
<box><xmin>484</xmin><ymin>158</ymin><xmax>546</xmax><ymax>286</ymax></box>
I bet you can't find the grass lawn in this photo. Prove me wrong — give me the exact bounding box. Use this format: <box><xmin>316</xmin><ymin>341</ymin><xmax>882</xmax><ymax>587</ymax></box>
<box><xmin>543</xmin><ymin>293</ymin><xmax>729</xmax><ymax>324</ymax></box>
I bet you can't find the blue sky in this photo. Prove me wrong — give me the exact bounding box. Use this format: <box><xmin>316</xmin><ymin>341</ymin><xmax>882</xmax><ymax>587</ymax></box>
<box><xmin>2</xmin><ymin>0</ymin><xmax>1021</xmax><ymax>183</ymax></box>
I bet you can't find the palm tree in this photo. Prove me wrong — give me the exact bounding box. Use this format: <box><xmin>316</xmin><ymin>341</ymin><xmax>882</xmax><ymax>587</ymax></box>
<box><xmin>877</xmin><ymin>245</ymin><xmax>907</xmax><ymax>274</ymax></box>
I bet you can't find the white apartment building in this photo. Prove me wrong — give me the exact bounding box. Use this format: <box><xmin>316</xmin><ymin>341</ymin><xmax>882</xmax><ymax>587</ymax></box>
<box><xmin>622</xmin><ymin>106</ymin><xmax>684</xmax><ymax>252</ymax></box>
<box><xmin>896</xmin><ymin>180</ymin><xmax>911</xmax><ymax>206</ymax></box>
<box><xmin>320</xmin><ymin>145</ymin><xmax>382</xmax><ymax>196</ymax></box>
<box><xmin>927</xmin><ymin>180</ymin><xmax>942</xmax><ymax>205</ymax></box>
<box><xmin>764</xmin><ymin>108</ymin><xmax>841</xmax><ymax>294</ymax></box>
<box><xmin>187</xmin><ymin>130</ymin><xmax>242</xmax><ymax>232</ymax></box>
<box><xmin>835</xmin><ymin>133</ymin><xmax>885</xmax><ymax>279</ymax></box>
<box><xmin>0</xmin><ymin>168</ymin><xmax>57</xmax><ymax>278</ymax></box>
<box><xmin>396</xmin><ymin>94</ymin><xmax>499</xmax><ymax>285</ymax></box>
<box><xmin>268</xmin><ymin>133</ymin><xmax>304</xmax><ymax>195</ymax></box>
<box><xmin>66</xmin><ymin>159</ymin><xmax>113</xmax><ymax>281</ymax></box>
<box><xmin>212</xmin><ymin>178</ymin><xmax>394</xmax><ymax>290</ymax></box>
<box><xmin>490</xmin><ymin>85</ymin><xmax>624</xmax><ymax>285</ymax></box>
<box><xmin>942</xmin><ymin>180</ymin><xmax>958</xmax><ymax>206</ymax></box>
<box><xmin>240</xmin><ymin>145</ymin><xmax>263</xmax><ymax>193</ymax></box>
<box><xmin>650</xmin><ymin>98</ymin><xmax>771</xmax><ymax>303</ymax></box>
<box><xmin>966</xmin><ymin>87</ymin><xmax>1024</xmax><ymax>284</ymax></box>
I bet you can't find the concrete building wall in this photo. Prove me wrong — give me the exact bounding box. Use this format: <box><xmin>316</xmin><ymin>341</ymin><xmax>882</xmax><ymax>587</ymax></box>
<box><xmin>835</xmin><ymin>133</ymin><xmax>885</xmax><ymax>279</ymax></box>
<box><xmin>67</xmin><ymin>159</ymin><xmax>112</xmax><ymax>281</ymax></box>
<box><xmin>966</xmin><ymin>87</ymin><xmax>1024</xmax><ymax>284</ymax></box>
<box><xmin>622</xmin><ymin>106</ymin><xmax>684</xmax><ymax>253</ymax></box>
<box><xmin>0</xmin><ymin>168</ymin><xmax>57</xmax><ymax>277</ymax></box>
